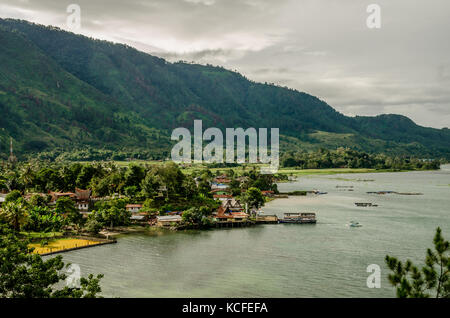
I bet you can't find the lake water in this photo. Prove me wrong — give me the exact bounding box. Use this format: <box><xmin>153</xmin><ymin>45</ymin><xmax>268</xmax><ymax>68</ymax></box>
<box><xmin>57</xmin><ymin>166</ymin><xmax>450</xmax><ymax>297</ymax></box>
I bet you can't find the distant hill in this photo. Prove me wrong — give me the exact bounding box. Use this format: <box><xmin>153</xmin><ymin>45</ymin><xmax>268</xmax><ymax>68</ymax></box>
<box><xmin>0</xmin><ymin>18</ymin><xmax>449</xmax><ymax>160</ymax></box>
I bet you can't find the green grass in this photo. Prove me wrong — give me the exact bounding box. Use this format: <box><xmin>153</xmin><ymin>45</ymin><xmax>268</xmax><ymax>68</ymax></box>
<box><xmin>20</xmin><ymin>231</ymin><xmax>63</xmax><ymax>238</ymax></box>
<box><xmin>276</xmin><ymin>168</ymin><xmax>377</xmax><ymax>175</ymax></box>
<box><xmin>73</xmin><ymin>160</ymin><xmax>428</xmax><ymax>177</ymax></box>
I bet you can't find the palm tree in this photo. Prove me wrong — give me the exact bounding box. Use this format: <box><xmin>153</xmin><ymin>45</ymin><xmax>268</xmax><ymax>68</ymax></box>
<box><xmin>20</xmin><ymin>163</ymin><xmax>35</xmax><ymax>190</ymax></box>
<box><xmin>1</xmin><ymin>201</ymin><xmax>28</xmax><ymax>232</ymax></box>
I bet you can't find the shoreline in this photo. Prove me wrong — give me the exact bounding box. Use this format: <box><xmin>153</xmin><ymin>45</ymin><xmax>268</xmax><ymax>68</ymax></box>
<box><xmin>276</xmin><ymin>167</ymin><xmax>440</xmax><ymax>177</ymax></box>
<box><xmin>26</xmin><ymin>167</ymin><xmax>444</xmax><ymax>253</ymax></box>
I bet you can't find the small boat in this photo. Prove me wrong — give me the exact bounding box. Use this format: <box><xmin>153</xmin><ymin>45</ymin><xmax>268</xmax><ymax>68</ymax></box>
<box><xmin>355</xmin><ymin>203</ymin><xmax>378</xmax><ymax>207</ymax></box>
<box><xmin>348</xmin><ymin>221</ymin><xmax>362</xmax><ymax>228</ymax></box>
<box><xmin>279</xmin><ymin>212</ymin><xmax>317</xmax><ymax>224</ymax></box>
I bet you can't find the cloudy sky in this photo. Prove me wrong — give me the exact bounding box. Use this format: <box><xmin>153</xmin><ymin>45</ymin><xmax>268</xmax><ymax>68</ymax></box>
<box><xmin>1</xmin><ymin>0</ymin><xmax>449</xmax><ymax>128</ymax></box>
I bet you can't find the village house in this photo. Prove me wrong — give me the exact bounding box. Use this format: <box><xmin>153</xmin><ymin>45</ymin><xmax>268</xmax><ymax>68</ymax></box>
<box><xmin>156</xmin><ymin>215</ymin><xmax>182</xmax><ymax>227</ymax></box>
<box><xmin>213</xmin><ymin>198</ymin><xmax>249</xmax><ymax>223</ymax></box>
<box><xmin>126</xmin><ymin>204</ymin><xmax>143</xmax><ymax>214</ymax></box>
<box><xmin>210</xmin><ymin>182</ymin><xmax>230</xmax><ymax>190</ymax></box>
<box><xmin>130</xmin><ymin>212</ymin><xmax>149</xmax><ymax>223</ymax></box>
<box><xmin>49</xmin><ymin>188</ymin><xmax>92</xmax><ymax>213</ymax></box>
<box><xmin>213</xmin><ymin>176</ymin><xmax>231</xmax><ymax>184</ymax></box>
<box><xmin>75</xmin><ymin>188</ymin><xmax>91</xmax><ymax>212</ymax></box>
<box><xmin>213</xmin><ymin>194</ymin><xmax>233</xmax><ymax>202</ymax></box>
<box><xmin>223</xmin><ymin>198</ymin><xmax>245</xmax><ymax>213</ymax></box>
<box><xmin>49</xmin><ymin>191</ymin><xmax>76</xmax><ymax>203</ymax></box>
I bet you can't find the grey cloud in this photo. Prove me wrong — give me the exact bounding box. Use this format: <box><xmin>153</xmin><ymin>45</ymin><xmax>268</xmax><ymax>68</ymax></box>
<box><xmin>0</xmin><ymin>0</ymin><xmax>449</xmax><ymax>128</ymax></box>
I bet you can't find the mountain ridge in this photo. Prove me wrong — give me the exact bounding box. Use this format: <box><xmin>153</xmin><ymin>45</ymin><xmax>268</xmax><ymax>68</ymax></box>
<box><xmin>0</xmin><ymin>18</ymin><xmax>449</xmax><ymax>159</ymax></box>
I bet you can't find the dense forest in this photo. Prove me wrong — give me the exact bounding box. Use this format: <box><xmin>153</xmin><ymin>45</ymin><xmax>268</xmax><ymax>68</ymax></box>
<box><xmin>281</xmin><ymin>148</ymin><xmax>441</xmax><ymax>170</ymax></box>
<box><xmin>0</xmin><ymin>18</ymin><xmax>449</xmax><ymax>160</ymax></box>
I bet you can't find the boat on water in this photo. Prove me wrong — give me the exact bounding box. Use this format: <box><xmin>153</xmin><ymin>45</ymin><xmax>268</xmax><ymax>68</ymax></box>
<box><xmin>279</xmin><ymin>212</ymin><xmax>317</xmax><ymax>224</ymax></box>
<box><xmin>355</xmin><ymin>202</ymin><xmax>378</xmax><ymax>207</ymax></box>
<box><xmin>348</xmin><ymin>221</ymin><xmax>362</xmax><ymax>228</ymax></box>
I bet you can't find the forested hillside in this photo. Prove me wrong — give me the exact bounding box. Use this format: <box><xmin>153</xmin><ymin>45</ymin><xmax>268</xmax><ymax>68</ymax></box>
<box><xmin>0</xmin><ymin>18</ymin><xmax>449</xmax><ymax>160</ymax></box>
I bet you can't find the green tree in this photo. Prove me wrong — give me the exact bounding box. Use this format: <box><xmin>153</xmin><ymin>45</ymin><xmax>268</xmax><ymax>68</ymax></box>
<box><xmin>23</xmin><ymin>206</ymin><xmax>64</xmax><ymax>233</ymax></box>
<box><xmin>83</xmin><ymin>218</ymin><xmax>102</xmax><ymax>235</ymax></box>
<box><xmin>124</xmin><ymin>185</ymin><xmax>138</xmax><ymax>199</ymax></box>
<box><xmin>55</xmin><ymin>197</ymin><xmax>76</xmax><ymax>215</ymax></box>
<box><xmin>5</xmin><ymin>190</ymin><xmax>22</xmax><ymax>203</ymax></box>
<box><xmin>54</xmin><ymin>197</ymin><xmax>82</xmax><ymax>228</ymax></box>
<box><xmin>1</xmin><ymin>201</ymin><xmax>28</xmax><ymax>231</ymax></box>
<box><xmin>89</xmin><ymin>205</ymin><xmax>130</xmax><ymax>229</ymax></box>
<box><xmin>28</xmin><ymin>194</ymin><xmax>49</xmax><ymax>207</ymax></box>
<box><xmin>181</xmin><ymin>206</ymin><xmax>212</xmax><ymax>229</ymax></box>
<box><xmin>141</xmin><ymin>171</ymin><xmax>161</xmax><ymax>199</ymax></box>
<box><xmin>76</xmin><ymin>165</ymin><xmax>97</xmax><ymax>189</ymax></box>
<box><xmin>0</xmin><ymin>225</ymin><xmax>103</xmax><ymax>298</ymax></box>
<box><xmin>124</xmin><ymin>164</ymin><xmax>145</xmax><ymax>189</ymax></box>
<box><xmin>241</xmin><ymin>187</ymin><xmax>264</xmax><ymax>210</ymax></box>
<box><xmin>385</xmin><ymin>227</ymin><xmax>449</xmax><ymax>298</ymax></box>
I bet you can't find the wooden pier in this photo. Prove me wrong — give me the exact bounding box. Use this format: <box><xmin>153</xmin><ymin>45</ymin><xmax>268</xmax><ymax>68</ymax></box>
<box><xmin>255</xmin><ymin>215</ymin><xmax>279</xmax><ymax>224</ymax></box>
<box><xmin>214</xmin><ymin>220</ymin><xmax>255</xmax><ymax>228</ymax></box>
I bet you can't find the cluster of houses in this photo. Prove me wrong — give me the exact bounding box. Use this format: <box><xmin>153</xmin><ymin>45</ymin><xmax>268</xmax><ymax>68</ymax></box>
<box><xmin>1</xmin><ymin>173</ymin><xmax>272</xmax><ymax>229</ymax></box>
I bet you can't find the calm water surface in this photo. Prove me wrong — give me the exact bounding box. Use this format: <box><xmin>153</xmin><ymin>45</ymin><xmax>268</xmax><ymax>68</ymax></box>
<box><xmin>57</xmin><ymin>166</ymin><xmax>450</xmax><ymax>297</ymax></box>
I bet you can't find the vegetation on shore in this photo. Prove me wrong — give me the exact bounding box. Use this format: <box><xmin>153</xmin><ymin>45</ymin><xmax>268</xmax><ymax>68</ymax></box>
<box><xmin>386</xmin><ymin>227</ymin><xmax>449</xmax><ymax>298</ymax></box>
<box><xmin>281</xmin><ymin>148</ymin><xmax>441</xmax><ymax>170</ymax></box>
<box><xmin>0</xmin><ymin>224</ymin><xmax>103</xmax><ymax>298</ymax></box>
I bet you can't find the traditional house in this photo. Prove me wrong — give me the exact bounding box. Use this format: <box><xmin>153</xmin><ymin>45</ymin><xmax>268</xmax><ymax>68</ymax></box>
<box><xmin>213</xmin><ymin>198</ymin><xmax>249</xmax><ymax>223</ymax></box>
<box><xmin>211</xmin><ymin>182</ymin><xmax>229</xmax><ymax>190</ymax></box>
<box><xmin>156</xmin><ymin>215</ymin><xmax>182</xmax><ymax>227</ymax></box>
<box><xmin>213</xmin><ymin>206</ymin><xmax>249</xmax><ymax>223</ymax></box>
<box><xmin>75</xmin><ymin>188</ymin><xmax>91</xmax><ymax>212</ymax></box>
<box><xmin>49</xmin><ymin>188</ymin><xmax>92</xmax><ymax>213</ymax></box>
<box><xmin>213</xmin><ymin>206</ymin><xmax>234</xmax><ymax>222</ymax></box>
<box><xmin>49</xmin><ymin>191</ymin><xmax>76</xmax><ymax>203</ymax></box>
<box><xmin>213</xmin><ymin>177</ymin><xmax>231</xmax><ymax>184</ymax></box>
<box><xmin>213</xmin><ymin>194</ymin><xmax>233</xmax><ymax>202</ymax></box>
<box><xmin>223</xmin><ymin>198</ymin><xmax>244</xmax><ymax>212</ymax></box>
<box><xmin>126</xmin><ymin>204</ymin><xmax>143</xmax><ymax>214</ymax></box>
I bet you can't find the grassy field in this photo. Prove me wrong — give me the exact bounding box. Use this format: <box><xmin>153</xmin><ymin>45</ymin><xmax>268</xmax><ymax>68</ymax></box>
<box><xmin>29</xmin><ymin>237</ymin><xmax>102</xmax><ymax>255</ymax></box>
<box><xmin>20</xmin><ymin>231</ymin><xmax>63</xmax><ymax>238</ymax></box>
<box><xmin>76</xmin><ymin>160</ymin><xmax>419</xmax><ymax>177</ymax></box>
<box><xmin>277</xmin><ymin>168</ymin><xmax>380</xmax><ymax>176</ymax></box>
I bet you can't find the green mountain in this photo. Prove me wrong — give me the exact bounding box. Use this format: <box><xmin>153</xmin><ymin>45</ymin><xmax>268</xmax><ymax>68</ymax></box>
<box><xmin>0</xmin><ymin>18</ymin><xmax>449</xmax><ymax>160</ymax></box>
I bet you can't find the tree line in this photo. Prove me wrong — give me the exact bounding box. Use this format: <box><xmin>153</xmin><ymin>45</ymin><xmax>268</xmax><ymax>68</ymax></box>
<box><xmin>281</xmin><ymin>148</ymin><xmax>441</xmax><ymax>170</ymax></box>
